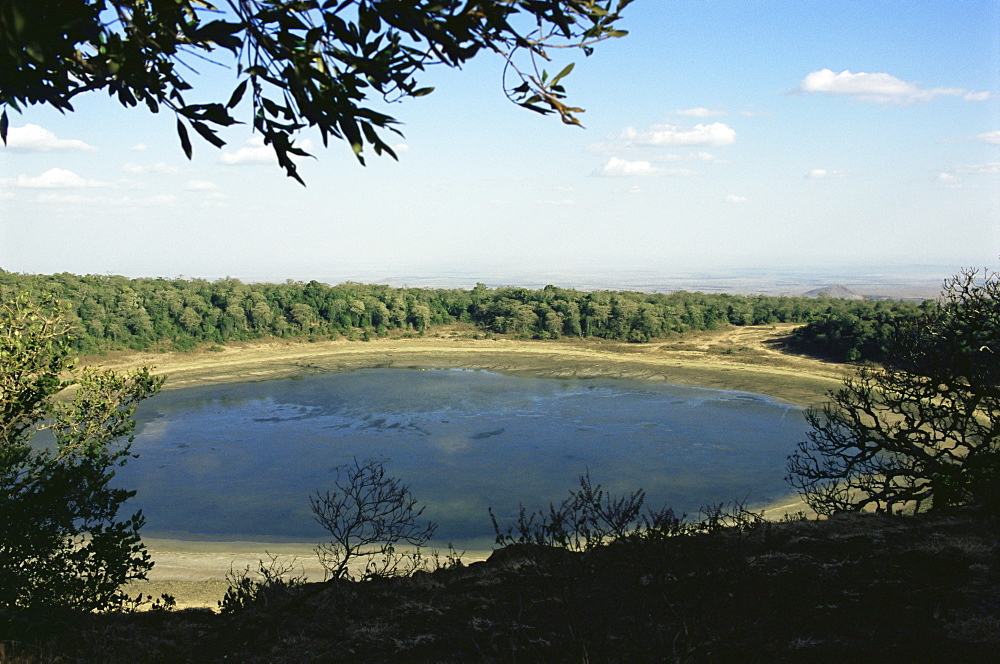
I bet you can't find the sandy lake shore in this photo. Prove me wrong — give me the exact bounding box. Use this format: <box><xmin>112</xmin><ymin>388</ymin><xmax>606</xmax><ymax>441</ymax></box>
<box><xmin>101</xmin><ymin>324</ymin><xmax>844</xmax><ymax>609</ymax></box>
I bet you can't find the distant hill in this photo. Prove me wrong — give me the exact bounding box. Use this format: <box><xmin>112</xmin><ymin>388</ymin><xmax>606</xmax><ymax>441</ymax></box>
<box><xmin>801</xmin><ymin>284</ymin><xmax>867</xmax><ymax>300</ymax></box>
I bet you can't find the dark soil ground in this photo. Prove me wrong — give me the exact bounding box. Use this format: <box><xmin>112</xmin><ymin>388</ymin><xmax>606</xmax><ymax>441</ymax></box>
<box><xmin>3</xmin><ymin>509</ymin><xmax>998</xmax><ymax>663</ymax></box>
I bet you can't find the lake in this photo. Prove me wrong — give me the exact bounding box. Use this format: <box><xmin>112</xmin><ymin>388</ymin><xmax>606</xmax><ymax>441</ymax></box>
<box><xmin>121</xmin><ymin>368</ymin><xmax>808</xmax><ymax>548</ymax></box>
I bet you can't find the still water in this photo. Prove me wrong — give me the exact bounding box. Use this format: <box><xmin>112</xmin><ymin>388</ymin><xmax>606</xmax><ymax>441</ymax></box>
<box><xmin>121</xmin><ymin>368</ymin><xmax>807</xmax><ymax>548</ymax></box>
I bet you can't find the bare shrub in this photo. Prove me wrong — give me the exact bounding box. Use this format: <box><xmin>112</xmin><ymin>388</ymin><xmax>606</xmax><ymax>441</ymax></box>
<box><xmin>490</xmin><ymin>472</ymin><xmax>681</xmax><ymax>550</ymax></box>
<box><xmin>219</xmin><ymin>554</ymin><xmax>305</xmax><ymax>614</ymax></box>
<box><xmin>310</xmin><ymin>458</ymin><xmax>437</xmax><ymax>581</ymax></box>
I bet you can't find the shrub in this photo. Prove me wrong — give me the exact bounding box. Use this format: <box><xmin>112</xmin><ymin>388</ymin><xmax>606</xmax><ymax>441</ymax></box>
<box><xmin>219</xmin><ymin>554</ymin><xmax>306</xmax><ymax>614</ymax></box>
<box><xmin>0</xmin><ymin>296</ymin><xmax>162</xmax><ymax>613</ymax></box>
<box><xmin>787</xmin><ymin>268</ymin><xmax>999</xmax><ymax>515</ymax></box>
<box><xmin>310</xmin><ymin>458</ymin><xmax>437</xmax><ymax>581</ymax></box>
<box><xmin>490</xmin><ymin>472</ymin><xmax>685</xmax><ymax>551</ymax></box>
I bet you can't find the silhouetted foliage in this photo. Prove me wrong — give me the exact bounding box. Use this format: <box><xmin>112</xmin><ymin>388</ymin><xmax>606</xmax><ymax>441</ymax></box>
<box><xmin>0</xmin><ymin>295</ymin><xmax>162</xmax><ymax>615</ymax></box>
<box><xmin>0</xmin><ymin>0</ymin><xmax>632</xmax><ymax>182</ymax></box>
<box><xmin>219</xmin><ymin>554</ymin><xmax>306</xmax><ymax>614</ymax></box>
<box><xmin>311</xmin><ymin>458</ymin><xmax>437</xmax><ymax>580</ymax></box>
<box><xmin>787</xmin><ymin>268</ymin><xmax>1000</xmax><ymax>515</ymax></box>
<box><xmin>489</xmin><ymin>473</ymin><xmax>767</xmax><ymax>551</ymax></box>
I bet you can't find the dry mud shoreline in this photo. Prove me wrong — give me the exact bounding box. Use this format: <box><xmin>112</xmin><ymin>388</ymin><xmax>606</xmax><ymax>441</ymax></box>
<box><xmin>100</xmin><ymin>324</ymin><xmax>846</xmax><ymax>609</ymax></box>
<box><xmin>93</xmin><ymin>324</ymin><xmax>845</xmax><ymax>407</ymax></box>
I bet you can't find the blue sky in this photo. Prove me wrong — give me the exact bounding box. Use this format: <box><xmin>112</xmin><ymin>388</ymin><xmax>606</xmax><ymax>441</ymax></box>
<box><xmin>1</xmin><ymin>0</ymin><xmax>997</xmax><ymax>286</ymax></box>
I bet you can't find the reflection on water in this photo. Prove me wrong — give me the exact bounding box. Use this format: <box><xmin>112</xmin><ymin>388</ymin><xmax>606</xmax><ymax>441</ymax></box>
<box><xmin>120</xmin><ymin>368</ymin><xmax>807</xmax><ymax>548</ymax></box>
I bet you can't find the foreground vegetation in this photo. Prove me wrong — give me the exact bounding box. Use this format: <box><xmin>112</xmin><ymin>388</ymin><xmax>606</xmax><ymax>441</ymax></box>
<box><xmin>3</xmin><ymin>508</ymin><xmax>997</xmax><ymax>663</ymax></box>
<box><xmin>0</xmin><ymin>270</ymin><xmax>924</xmax><ymax>361</ymax></box>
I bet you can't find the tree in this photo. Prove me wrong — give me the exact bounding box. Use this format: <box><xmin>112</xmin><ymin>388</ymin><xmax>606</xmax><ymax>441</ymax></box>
<box><xmin>0</xmin><ymin>296</ymin><xmax>163</xmax><ymax>612</ymax></box>
<box><xmin>1</xmin><ymin>0</ymin><xmax>633</xmax><ymax>183</ymax></box>
<box><xmin>310</xmin><ymin>458</ymin><xmax>437</xmax><ymax>580</ymax></box>
<box><xmin>786</xmin><ymin>268</ymin><xmax>999</xmax><ymax>516</ymax></box>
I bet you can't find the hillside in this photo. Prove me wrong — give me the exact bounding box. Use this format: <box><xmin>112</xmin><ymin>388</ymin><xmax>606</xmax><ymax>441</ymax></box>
<box><xmin>4</xmin><ymin>509</ymin><xmax>997</xmax><ymax>662</ymax></box>
<box><xmin>801</xmin><ymin>285</ymin><xmax>866</xmax><ymax>300</ymax></box>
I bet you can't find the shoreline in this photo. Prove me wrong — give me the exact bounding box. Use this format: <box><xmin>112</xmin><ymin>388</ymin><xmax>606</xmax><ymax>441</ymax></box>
<box><xmin>101</xmin><ymin>325</ymin><xmax>840</xmax><ymax>609</ymax></box>
<box><xmin>88</xmin><ymin>324</ymin><xmax>846</xmax><ymax>407</ymax></box>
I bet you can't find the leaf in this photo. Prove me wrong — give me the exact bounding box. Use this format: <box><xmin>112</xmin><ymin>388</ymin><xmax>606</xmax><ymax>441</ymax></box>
<box><xmin>519</xmin><ymin>102</ymin><xmax>550</xmax><ymax>116</ymax></box>
<box><xmin>0</xmin><ymin>110</ymin><xmax>7</xmax><ymax>145</ymax></box>
<box><xmin>227</xmin><ymin>80</ymin><xmax>248</xmax><ymax>109</ymax></box>
<box><xmin>176</xmin><ymin>119</ymin><xmax>192</xmax><ymax>160</ymax></box>
<box><xmin>550</xmin><ymin>62</ymin><xmax>575</xmax><ymax>87</ymax></box>
<box><xmin>191</xmin><ymin>121</ymin><xmax>226</xmax><ymax>149</ymax></box>
<box><xmin>193</xmin><ymin>20</ymin><xmax>243</xmax><ymax>51</ymax></box>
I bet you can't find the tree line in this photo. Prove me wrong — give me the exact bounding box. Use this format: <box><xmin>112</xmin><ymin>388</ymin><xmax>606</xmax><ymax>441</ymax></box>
<box><xmin>783</xmin><ymin>304</ymin><xmax>931</xmax><ymax>362</ymax></box>
<box><xmin>0</xmin><ymin>270</ymin><xmax>926</xmax><ymax>358</ymax></box>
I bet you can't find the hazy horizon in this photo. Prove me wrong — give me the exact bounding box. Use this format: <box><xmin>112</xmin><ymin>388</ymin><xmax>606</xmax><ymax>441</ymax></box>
<box><xmin>1</xmin><ymin>260</ymin><xmax>967</xmax><ymax>300</ymax></box>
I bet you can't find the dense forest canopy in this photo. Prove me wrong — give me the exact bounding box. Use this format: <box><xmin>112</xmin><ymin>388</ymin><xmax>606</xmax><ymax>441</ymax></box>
<box><xmin>0</xmin><ymin>270</ymin><xmax>926</xmax><ymax>361</ymax></box>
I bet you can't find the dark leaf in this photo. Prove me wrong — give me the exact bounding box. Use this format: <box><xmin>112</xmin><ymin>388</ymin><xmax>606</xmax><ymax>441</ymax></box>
<box><xmin>193</xmin><ymin>21</ymin><xmax>244</xmax><ymax>51</ymax></box>
<box><xmin>176</xmin><ymin>119</ymin><xmax>192</xmax><ymax>159</ymax></box>
<box><xmin>0</xmin><ymin>110</ymin><xmax>7</xmax><ymax>145</ymax></box>
<box><xmin>191</xmin><ymin>121</ymin><xmax>226</xmax><ymax>148</ymax></box>
<box><xmin>227</xmin><ymin>80</ymin><xmax>248</xmax><ymax>110</ymax></box>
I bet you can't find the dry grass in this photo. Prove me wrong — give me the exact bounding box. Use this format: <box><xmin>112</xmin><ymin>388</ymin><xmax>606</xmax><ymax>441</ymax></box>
<box><xmin>85</xmin><ymin>324</ymin><xmax>846</xmax><ymax>408</ymax></box>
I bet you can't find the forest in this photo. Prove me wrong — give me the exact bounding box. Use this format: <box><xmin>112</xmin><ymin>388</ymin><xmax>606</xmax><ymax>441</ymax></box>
<box><xmin>0</xmin><ymin>270</ymin><xmax>927</xmax><ymax>362</ymax></box>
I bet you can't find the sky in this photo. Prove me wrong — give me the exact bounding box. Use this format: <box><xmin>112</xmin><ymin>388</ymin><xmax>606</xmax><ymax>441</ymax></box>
<box><xmin>1</xmin><ymin>0</ymin><xmax>998</xmax><ymax>288</ymax></box>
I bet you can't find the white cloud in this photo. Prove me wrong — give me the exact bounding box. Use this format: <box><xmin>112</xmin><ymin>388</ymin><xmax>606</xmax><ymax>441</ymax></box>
<box><xmin>393</xmin><ymin>143</ymin><xmax>410</xmax><ymax>153</ymax></box>
<box><xmin>806</xmin><ymin>168</ymin><xmax>848</xmax><ymax>179</ymax></box>
<box><xmin>675</xmin><ymin>107</ymin><xmax>726</xmax><ymax>117</ymax></box>
<box><xmin>935</xmin><ymin>172</ymin><xmax>978</xmax><ymax>189</ymax></box>
<box><xmin>122</xmin><ymin>162</ymin><xmax>180</xmax><ymax>175</ymax></box>
<box><xmin>36</xmin><ymin>192</ymin><xmax>176</xmax><ymax>207</ymax></box>
<box><xmin>593</xmin><ymin>157</ymin><xmax>662</xmax><ymax>177</ymax></box>
<box><xmin>2</xmin><ymin>124</ymin><xmax>97</xmax><ymax>152</ymax></box>
<box><xmin>619</xmin><ymin>122</ymin><xmax>736</xmax><ymax>147</ymax></box>
<box><xmin>219</xmin><ymin>137</ymin><xmax>275</xmax><ymax>165</ymax></box>
<box><xmin>116</xmin><ymin>178</ymin><xmax>146</xmax><ymax>190</ymax></box>
<box><xmin>659</xmin><ymin>151</ymin><xmax>724</xmax><ymax>163</ymax></box>
<box><xmin>976</xmin><ymin>130</ymin><xmax>1000</xmax><ymax>145</ymax></box>
<box><xmin>724</xmin><ymin>194</ymin><xmax>748</xmax><ymax>203</ymax></box>
<box><xmin>200</xmin><ymin>191</ymin><xmax>230</xmax><ymax>208</ymax></box>
<box><xmin>592</xmin><ymin>158</ymin><xmax>702</xmax><ymax>178</ymax></box>
<box><xmin>130</xmin><ymin>143</ymin><xmax>148</xmax><ymax>151</ymax></box>
<box><xmin>955</xmin><ymin>162</ymin><xmax>1000</xmax><ymax>174</ymax></box>
<box><xmin>16</xmin><ymin>168</ymin><xmax>108</xmax><ymax>188</ymax></box>
<box><xmin>185</xmin><ymin>179</ymin><xmax>218</xmax><ymax>191</ymax></box>
<box><xmin>799</xmin><ymin>69</ymin><xmax>986</xmax><ymax>104</ymax></box>
<box><xmin>219</xmin><ymin>136</ymin><xmax>314</xmax><ymax>166</ymax></box>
